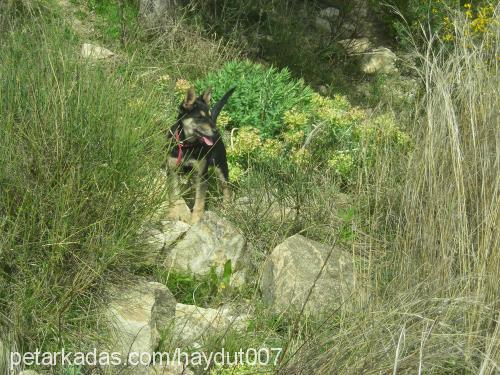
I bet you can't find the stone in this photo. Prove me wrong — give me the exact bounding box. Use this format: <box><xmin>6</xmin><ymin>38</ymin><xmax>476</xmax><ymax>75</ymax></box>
<box><xmin>81</xmin><ymin>43</ymin><xmax>115</xmax><ymax>60</ymax></box>
<box><xmin>361</xmin><ymin>47</ymin><xmax>398</xmax><ymax>74</ymax></box>
<box><xmin>172</xmin><ymin>303</ymin><xmax>249</xmax><ymax>346</ymax></box>
<box><xmin>339</xmin><ymin>38</ymin><xmax>372</xmax><ymax>54</ymax></box>
<box><xmin>315</xmin><ymin>17</ymin><xmax>331</xmax><ymax>34</ymax></box>
<box><xmin>261</xmin><ymin>234</ymin><xmax>355</xmax><ymax>314</ymax></box>
<box><xmin>120</xmin><ymin>363</ymin><xmax>193</xmax><ymax>375</ymax></box>
<box><xmin>319</xmin><ymin>7</ymin><xmax>340</xmax><ymax>19</ymax></box>
<box><xmin>106</xmin><ymin>278</ymin><xmax>176</xmax><ymax>357</ymax></box>
<box><xmin>164</xmin><ymin>199</ymin><xmax>191</xmax><ymax>223</ymax></box>
<box><xmin>141</xmin><ymin>221</ymin><xmax>190</xmax><ymax>265</ymax></box>
<box><xmin>164</xmin><ymin>211</ymin><xmax>247</xmax><ymax>279</ymax></box>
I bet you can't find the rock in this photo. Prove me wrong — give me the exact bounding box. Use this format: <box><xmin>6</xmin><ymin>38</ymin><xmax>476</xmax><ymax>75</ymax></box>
<box><xmin>81</xmin><ymin>43</ymin><xmax>115</xmax><ymax>60</ymax></box>
<box><xmin>339</xmin><ymin>38</ymin><xmax>372</xmax><ymax>54</ymax></box>
<box><xmin>106</xmin><ymin>278</ymin><xmax>176</xmax><ymax>357</ymax></box>
<box><xmin>141</xmin><ymin>221</ymin><xmax>190</xmax><ymax>265</ymax></box>
<box><xmin>361</xmin><ymin>47</ymin><xmax>398</xmax><ymax>74</ymax></box>
<box><xmin>261</xmin><ymin>234</ymin><xmax>355</xmax><ymax>314</ymax></box>
<box><xmin>315</xmin><ymin>17</ymin><xmax>331</xmax><ymax>34</ymax></box>
<box><xmin>120</xmin><ymin>363</ymin><xmax>193</xmax><ymax>375</ymax></box>
<box><xmin>173</xmin><ymin>303</ymin><xmax>249</xmax><ymax>346</ymax></box>
<box><xmin>320</xmin><ymin>7</ymin><xmax>340</xmax><ymax>19</ymax></box>
<box><xmin>164</xmin><ymin>199</ymin><xmax>191</xmax><ymax>223</ymax></box>
<box><xmin>164</xmin><ymin>211</ymin><xmax>247</xmax><ymax>279</ymax></box>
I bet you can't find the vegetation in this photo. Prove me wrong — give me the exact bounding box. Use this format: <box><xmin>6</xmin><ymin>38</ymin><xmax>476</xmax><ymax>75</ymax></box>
<box><xmin>0</xmin><ymin>0</ymin><xmax>498</xmax><ymax>374</ymax></box>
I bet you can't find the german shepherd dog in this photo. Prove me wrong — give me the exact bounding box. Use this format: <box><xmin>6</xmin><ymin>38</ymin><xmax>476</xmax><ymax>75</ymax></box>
<box><xmin>166</xmin><ymin>87</ymin><xmax>235</xmax><ymax>223</ymax></box>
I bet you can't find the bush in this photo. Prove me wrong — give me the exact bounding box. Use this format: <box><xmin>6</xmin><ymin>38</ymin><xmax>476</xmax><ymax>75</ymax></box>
<box><xmin>195</xmin><ymin>60</ymin><xmax>313</xmax><ymax>138</ymax></box>
<box><xmin>193</xmin><ymin>60</ymin><xmax>411</xmax><ymax>185</ymax></box>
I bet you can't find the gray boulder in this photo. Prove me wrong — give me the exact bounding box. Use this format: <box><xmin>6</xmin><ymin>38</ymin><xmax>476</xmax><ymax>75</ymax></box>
<box><xmin>141</xmin><ymin>221</ymin><xmax>190</xmax><ymax>266</ymax></box>
<box><xmin>106</xmin><ymin>278</ymin><xmax>176</xmax><ymax>358</ymax></box>
<box><xmin>361</xmin><ymin>47</ymin><xmax>398</xmax><ymax>74</ymax></box>
<box><xmin>164</xmin><ymin>211</ymin><xmax>247</xmax><ymax>279</ymax></box>
<box><xmin>172</xmin><ymin>303</ymin><xmax>249</xmax><ymax>347</ymax></box>
<box><xmin>81</xmin><ymin>43</ymin><xmax>115</xmax><ymax>60</ymax></box>
<box><xmin>261</xmin><ymin>234</ymin><xmax>355</xmax><ymax>314</ymax></box>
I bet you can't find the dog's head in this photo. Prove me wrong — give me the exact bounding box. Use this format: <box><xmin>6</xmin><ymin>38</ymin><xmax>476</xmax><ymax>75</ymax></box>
<box><xmin>178</xmin><ymin>88</ymin><xmax>216</xmax><ymax>146</ymax></box>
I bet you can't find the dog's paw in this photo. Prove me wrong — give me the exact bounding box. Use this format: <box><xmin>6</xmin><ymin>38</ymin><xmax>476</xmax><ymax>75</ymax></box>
<box><xmin>191</xmin><ymin>210</ymin><xmax>203</xmax><ymax>224</ymax></box>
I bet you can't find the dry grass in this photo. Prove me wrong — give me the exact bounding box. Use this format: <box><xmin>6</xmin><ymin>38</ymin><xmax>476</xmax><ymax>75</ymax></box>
<box><xmin>277</xmin><ymin>7</ymin><xmax>499</xmax><ymax>374</ymax></box>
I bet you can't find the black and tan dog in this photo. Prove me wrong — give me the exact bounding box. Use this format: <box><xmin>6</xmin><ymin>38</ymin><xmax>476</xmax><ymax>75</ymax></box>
<box><xmin>166</xmin><ymin>87</ymin><xmax>235</xmax><ymax>223</ymax></box>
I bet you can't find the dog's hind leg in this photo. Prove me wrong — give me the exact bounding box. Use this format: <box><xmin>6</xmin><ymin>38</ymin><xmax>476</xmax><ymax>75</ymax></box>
<box><xmin>191</xmin><ymin>159</ymin><xmax>208</xmax><ymax>224</ymax></box>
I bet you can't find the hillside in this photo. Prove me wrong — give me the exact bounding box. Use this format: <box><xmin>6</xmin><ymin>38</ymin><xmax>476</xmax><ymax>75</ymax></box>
<box><xmin>0</xmin><ymin>1</ymin><xmax>498</xmax><ymax>374</ymax></box>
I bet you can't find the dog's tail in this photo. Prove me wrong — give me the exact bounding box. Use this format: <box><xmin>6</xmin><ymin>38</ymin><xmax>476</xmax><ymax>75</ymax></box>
<box><xmin>211</xmin><ymin>86</ymin><xmax>236</xmax><ymax>122</ymax></box>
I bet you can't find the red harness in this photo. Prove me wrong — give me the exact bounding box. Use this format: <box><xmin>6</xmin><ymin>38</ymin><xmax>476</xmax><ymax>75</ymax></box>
<box><xmin>174</xmin><ymin>129</ymin><xmax>195</xmax><ymax>166</ymax></box>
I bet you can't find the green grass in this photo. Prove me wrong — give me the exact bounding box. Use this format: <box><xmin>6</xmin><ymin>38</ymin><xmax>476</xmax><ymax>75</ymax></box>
<box><xmin>0</xmin><ymin>5</ymin><xmax>171</xmax><ymax>356</ymax></box>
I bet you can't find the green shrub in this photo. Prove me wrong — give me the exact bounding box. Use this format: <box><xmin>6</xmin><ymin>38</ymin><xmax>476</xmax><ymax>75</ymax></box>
<box><xmin>195</xmin><ymin>60</ymin><xmax>313</xmax><ymax>138</ymax></box>
<box><xmin>193</xmin><ymin>60</ymin><xmax>411</xmax><ymax>185</ymax></box>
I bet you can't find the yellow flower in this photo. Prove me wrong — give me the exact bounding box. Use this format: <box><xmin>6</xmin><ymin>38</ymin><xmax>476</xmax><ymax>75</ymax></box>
<box><xmin>174</xmin><ymin>78</ymin><xmax>192</xmax><ymax>100</ymax></box>
<box><xmin>227</xmin><ymin>161</ymin><xmax>246</xmax><ymax>183</ymax></box>
<box><xmin>283</xmin><ymin>130</ymin><xmax>305</xmax><ymax>146</ymax></box>
<box><xmin>328</xmin><ymin>150</ymin><xmax>354</xmax><ymax>176</ymax></box>
<box><xmin>464</xmin><ymin>3</ymin><xmax>472</xmax><ymax>9</ymax></box>
<box><xmin>217</xmin><ymin>111</ymin><xmax>231</xmax><ymax>128</ymax></box>
<box><xmin>261</xmin><ymin>139</ymin><xmax>284</xmax><ymax>158</ymax></box>
<box><xmin>291</xmin><ymin>148</ymin><xmax>311</xmax><ymax>166</ymax></box>
<box><xmin>229</xmin><ymin>127</ymin><xmax>261</xmax><ymax>157</ymax></box>
<box><xmin>283</xmin><ymin>108</ymin><xmax>309</xmax><ymax>130</ymax></box>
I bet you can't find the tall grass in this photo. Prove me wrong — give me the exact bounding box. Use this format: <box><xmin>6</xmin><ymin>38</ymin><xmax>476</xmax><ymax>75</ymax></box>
<box><xmin>0</xmin><ymin>5</ymin><xmax>171</xmax><ymax>360</ymax></box>
<box><xmin>278</xmin><ymin>7</ymin><xmax>499</xmax><ymax>374</ymax></box>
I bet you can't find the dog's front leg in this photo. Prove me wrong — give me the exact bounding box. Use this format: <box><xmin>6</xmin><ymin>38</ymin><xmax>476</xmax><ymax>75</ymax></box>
<box><xmin>191</xmin><ymin>160</ymin><xmax>208</xmax><ymax>224</ymax></box>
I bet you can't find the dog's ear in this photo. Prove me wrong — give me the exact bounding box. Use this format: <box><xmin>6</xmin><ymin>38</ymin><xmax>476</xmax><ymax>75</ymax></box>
<box><xmin>202</xmin><ymin>87</ymin><xmax>212</xmax><ymax>105</ymax></box>
<box><xmin>183</xmin><ymin>88</ymin><xmax>196</xmax><ymax>110</ymax></box>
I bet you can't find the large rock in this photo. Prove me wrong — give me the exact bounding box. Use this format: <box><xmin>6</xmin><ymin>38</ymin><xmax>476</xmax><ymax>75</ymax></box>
<box><xmin>106</xmin><ymin>278</ymin><xmax>176</xmax><ymax>358</ymax></box>
<box><xmin>164</xmin><ymin>211</ymin><xmax>247</xmax><ymax>278</ymax></box>
<box><xmin>361</xmin><ymin>47</ymin><xmax>398</xmax><ymax>74</ymax></box>
<box><xmin>164</xmin><ymin>199</ymin><xmax>191</xmax><ymax>223</ymax></box>
<box><xmin>172</xmin><ymin>303</ymin><xmax>249</xmax><ymax>347</ymax></box>
<box><xmin>261</xmin><ymin>234</ymin><xmax>355</xmax><ymax>314</ymax></box>
<box><xmin>141</xmin><ymin>221</ymin><xmax>190</xmax><ymax>266</ymax></box>
<box><xmin>81</xmin><ymin>43</ymin><xmax>115</xmax><ymax>60</ymax></box>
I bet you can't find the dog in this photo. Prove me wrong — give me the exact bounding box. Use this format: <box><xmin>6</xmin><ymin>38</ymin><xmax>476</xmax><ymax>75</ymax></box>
<box><xmin>166</xmin><ymin>86</ymin><xmax>235</xmax><ymax>223</ymax></box>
